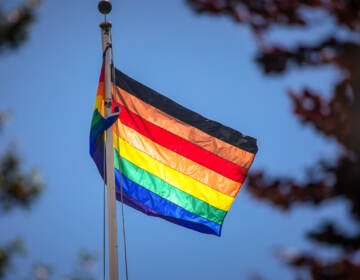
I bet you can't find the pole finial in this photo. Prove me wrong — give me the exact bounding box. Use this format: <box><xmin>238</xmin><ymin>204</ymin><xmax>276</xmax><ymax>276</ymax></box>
<box><xmin>98</xmin><ymin>0</ymin><xmax>112</xmax><ymax>15</ymax></box>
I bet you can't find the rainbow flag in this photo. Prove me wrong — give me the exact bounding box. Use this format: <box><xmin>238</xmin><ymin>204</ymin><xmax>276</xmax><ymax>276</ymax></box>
<box><xmin>90</xmin><ymin>66</ymin><xmax>258</xmax><ymax>236</ymax></box>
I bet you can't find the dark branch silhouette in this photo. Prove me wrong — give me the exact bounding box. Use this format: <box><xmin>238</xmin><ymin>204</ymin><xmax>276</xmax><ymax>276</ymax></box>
<box><xmin>0</xmin><ymin>148</ymin><xmax>43</xmax><ymax>213</ymax></box>
<box><xmin>186</xmin><ymin>0</ymin><xmax>360</xmax><ymax>278</ymax></box>
<box><xmin>0</xmin><ymin>1</ymin><xmax>42</xmax><ymax>278</ymax></box>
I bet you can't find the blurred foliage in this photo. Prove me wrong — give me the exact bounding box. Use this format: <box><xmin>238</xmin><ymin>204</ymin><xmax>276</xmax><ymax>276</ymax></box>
<box><xmin>0</xmin><ymin>0</ymin><xmax>41</xmax><ymax>52</ymax></box>
<box><xmin>187</xmin><ymin>0</ymin><xmax>359</xmax><ymax>33</ymax></box>
<box><xmin>30</xmin><ymin>264</ymin><xmax>53</xmax><ymax>280</ymax></box>
<box><xmin>19</xmin><ymin>250</ymin><xmax>98</xmax><ymax>280</ymax></box>
<box><xmin>0</xmin><ymin>4</ymin><xmax>97</xmax><ymax>279</ymax></box>
<box><xmin>187</xmin><ymin>0</ymin><xmax>360</xmax><ymax>279</ymax></box>
<box><xmin>0</xmin><ymin>113</ymin><xmax>6</xmax><ymax>131</ymax></box>
<box><xmin>0</xmin><ymin>147</ymin><xmax>43</xmax><ymax>213</ymax></box>
<box><xmin>0</xmin><ymin>239</ymin><xmax>25</xmax><ymax>279</ymax></box>
<box><xmin>62</xmin><ymin>251</ymin><xmax>99</xmax><ymax>280</ymax></box>
<box><xmin>0</xmin><ymin>1</ymin><xmax>43</xmax><ymax>279</ymax></box>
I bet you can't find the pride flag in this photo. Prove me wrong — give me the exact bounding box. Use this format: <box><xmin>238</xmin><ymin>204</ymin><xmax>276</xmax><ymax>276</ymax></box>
<box><xmin>90</xmin><ymin>66</ymin><xmax>258</xmax><ymax>236</ymax></box>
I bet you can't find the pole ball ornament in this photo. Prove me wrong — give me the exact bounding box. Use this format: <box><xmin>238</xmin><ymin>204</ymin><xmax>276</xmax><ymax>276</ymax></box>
<box><xmin>98</xmin><ymin>0</ymin><xmax>112</xmax><ymax>14</ymax></box>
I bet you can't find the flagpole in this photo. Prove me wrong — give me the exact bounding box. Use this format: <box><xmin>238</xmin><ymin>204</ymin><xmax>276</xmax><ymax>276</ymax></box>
<box><xmin>98</xmin><ymin>1</ymin><xmax>119</xmax><ymax>279</ymax></box>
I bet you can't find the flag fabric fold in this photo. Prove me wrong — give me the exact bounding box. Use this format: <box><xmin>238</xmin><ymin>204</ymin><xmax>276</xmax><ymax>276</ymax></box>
<box><xmin>90</xmin><ymin>65</ymin><xmax>258</xmax><ymax>236</ymax></box>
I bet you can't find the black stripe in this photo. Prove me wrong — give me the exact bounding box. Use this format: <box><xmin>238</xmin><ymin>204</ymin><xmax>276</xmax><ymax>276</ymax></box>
<box><xmin>113</xmin><ymin>68</ymin><xmax>258</xmax><ymax>154</ymax></box>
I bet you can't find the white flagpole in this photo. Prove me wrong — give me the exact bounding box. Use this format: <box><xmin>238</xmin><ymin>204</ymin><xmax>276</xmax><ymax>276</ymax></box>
<box><xmin>98</xmin><ymin>1</ymin><xmax>119</xmax><ymax>279</ymax></box>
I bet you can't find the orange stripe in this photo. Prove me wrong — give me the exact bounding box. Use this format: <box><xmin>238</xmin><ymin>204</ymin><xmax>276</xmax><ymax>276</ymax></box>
<box><xmin>114</xmin><ymin>121</ymin><xmax>241</xmax><ymax>197</ymax></box>
<box><xmin>104</xmin><ymin>84</ymin><xmax>255</xmax><ymax>169</ymax></box>
<box><xmin>97</xmin><ymin>82</ymin><xmax>255</xmax><ymax>168</ymax></box>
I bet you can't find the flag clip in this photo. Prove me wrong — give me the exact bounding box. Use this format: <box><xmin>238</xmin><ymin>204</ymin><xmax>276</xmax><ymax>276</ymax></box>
<box><xmin>105</xmin><ymin>100</ymin><xmax>112</xmax><ymax>108</ymax></box>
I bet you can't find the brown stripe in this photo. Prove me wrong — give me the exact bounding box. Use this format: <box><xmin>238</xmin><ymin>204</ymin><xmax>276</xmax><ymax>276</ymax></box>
<box><xmin>114</xmin><ymin>68</ymin><xmax>258</xmax><ymax>154</ymax></box>
<box><xmin>107</xmin><ymin>84</ymin><xmax>255</xmax><ymax>169</ymax></box>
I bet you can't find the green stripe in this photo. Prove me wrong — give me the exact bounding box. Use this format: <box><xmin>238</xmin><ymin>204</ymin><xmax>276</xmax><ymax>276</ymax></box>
<box><xmin>91</xmin><ymin>109</ymin><xmax>103</xmax><ymax>129</ymax></box>
<box><xmin>113</xmin><ymin>149</ymin><xmax>226</xmax><ymax>224</ymax></box>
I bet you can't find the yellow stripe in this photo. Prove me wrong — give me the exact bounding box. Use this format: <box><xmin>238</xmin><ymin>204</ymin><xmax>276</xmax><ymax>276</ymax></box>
<box><xmin>113</xmin><ymin>137</ymin><xmax>233</xmax><ymax>211</ymax></box>
<box><xmin>94</xmin><ymin>93</ymin><xmax>105</xmax><ymax>116</ymax></box>
<box><xmin>114</xmin><ymin>121</ymin><xmax>241</xmax><ymax>197</ymax></box>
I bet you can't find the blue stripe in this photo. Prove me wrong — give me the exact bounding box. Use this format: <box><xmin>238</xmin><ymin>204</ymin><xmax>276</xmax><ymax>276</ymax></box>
<box><xmin>90</xmin><ymin>110</ymin><xmax>119</xmax><ymax>177</ymax></box>
<box><xmin>114</xmin><ymin>169</ymin><xmax>221</xmax><ymax>236</ymax></box>
<box><xmin>90</xmin><ymin>110</ymin><xmax>222</xmax><ymax>236</ymax></box>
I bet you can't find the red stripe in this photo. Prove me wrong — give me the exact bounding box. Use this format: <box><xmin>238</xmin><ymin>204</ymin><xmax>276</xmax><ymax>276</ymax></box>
<box><xmin>99</xmin><ymin>65</ymin><xmax>104</xmax><ymax>83</ymax></box>
<box><xmin>117</xmin><ymin>105</ymin><xmax>248</xmax><ymax>183</ymax></box>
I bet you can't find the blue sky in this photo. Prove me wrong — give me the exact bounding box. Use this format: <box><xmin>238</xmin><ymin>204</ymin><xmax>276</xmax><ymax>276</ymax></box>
<box><xmin>1</xmin><ymin>1</ymin><xmax>345</xmax><ymax>279</ymax></box>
